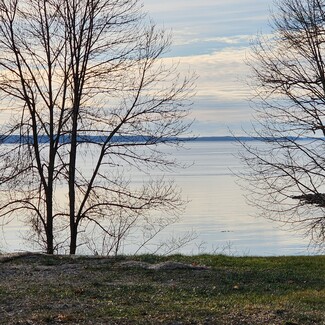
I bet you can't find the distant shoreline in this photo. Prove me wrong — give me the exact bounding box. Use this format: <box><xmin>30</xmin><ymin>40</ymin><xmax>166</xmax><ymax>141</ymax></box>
<box><xmin>0</xmin><ymin>135</ymin><xmax>314</xmax><ymax>144</ymax></box>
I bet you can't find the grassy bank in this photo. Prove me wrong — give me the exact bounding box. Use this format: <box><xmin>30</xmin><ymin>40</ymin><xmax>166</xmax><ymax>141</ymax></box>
<box><xmin>0</xmin><ymin>253</ymin><xmax>324</xmax><ymax>324</ymax></box>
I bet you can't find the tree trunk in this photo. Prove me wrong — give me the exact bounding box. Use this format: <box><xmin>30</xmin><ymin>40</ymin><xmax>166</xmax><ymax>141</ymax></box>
<box><xmin>69</xmin><ymin>223</ymin><xmax>78</xmax><ymax>254</ymax></box>
<box><xmin>68</xmin><ymin>127</ymin><xmax>77</xmax><ymax>254</ymax></box>
<box><xmin>68</xmin><ymin>95</ymin><xmax>79</xmax><ymax>254</ymax></box>
<box><xmin>46</xmin><ymin>213</ymin><xmax>54</xmax><ymax>254</ymax></box>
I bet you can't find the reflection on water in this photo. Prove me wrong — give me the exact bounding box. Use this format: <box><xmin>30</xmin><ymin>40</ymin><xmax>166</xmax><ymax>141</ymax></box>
<box><xmin>0</xmin><ymin>141</ymin><xmax>317</xmax><ymax>256</ymax></box>
<box><xmin>146</xmin><ymin>141</ymin><xmax>314</xmax><ymax>256</ymax></box>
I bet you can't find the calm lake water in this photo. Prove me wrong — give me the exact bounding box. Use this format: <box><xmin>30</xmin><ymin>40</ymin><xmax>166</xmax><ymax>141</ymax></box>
<box><xmin>0</xmin><ymin>140</ymin><xmax>318</xmax><ymax>256</ymax></box>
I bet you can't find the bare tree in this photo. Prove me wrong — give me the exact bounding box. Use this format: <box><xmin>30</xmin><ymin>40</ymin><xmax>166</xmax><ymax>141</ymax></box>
<box><xmin>241</xmin><ymin>0</ymin><xmax>325</xmax><ymax>249</ymax></box>
<box><xmin>0</xmin><ymin>0</ymin><xmax>194</xmax><ymax>254</ymax></box>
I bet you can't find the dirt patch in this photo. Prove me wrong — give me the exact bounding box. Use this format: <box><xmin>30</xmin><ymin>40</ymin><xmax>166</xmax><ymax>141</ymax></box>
<box><xmin>119</xmin><ymin>260</ymin><xmax>210</xmax><ymax>270</ymax></box>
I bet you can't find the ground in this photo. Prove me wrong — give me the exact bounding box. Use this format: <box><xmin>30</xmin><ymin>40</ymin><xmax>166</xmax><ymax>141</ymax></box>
<box><xmin>0</xmin><ymin>253</ymin><xmax>324</xmax><ymax>324</ymax></box>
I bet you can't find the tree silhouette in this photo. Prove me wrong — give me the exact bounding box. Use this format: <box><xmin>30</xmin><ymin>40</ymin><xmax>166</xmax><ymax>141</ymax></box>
<box><xmin>0</xmin><ymin>0</ymin><xmax>194</xmax><ymax>254</ymax></box>
<box><xmin>242</xmin><ymin>0</ymin><xmax>325</xmax><ymax>249</ymax></box>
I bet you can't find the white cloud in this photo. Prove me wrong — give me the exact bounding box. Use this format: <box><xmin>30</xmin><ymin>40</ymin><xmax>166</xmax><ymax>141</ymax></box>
<box><xmin>166</xmin><ymin>47</ymin><xmax>252</xmax><ymax>101</ymax></box>
<box><xmin>173</xmin><ymin>34</ymin><xmax>253</xmax><ymax>47</ymax></box>
<box><xmin>144</xmin><ymin>0</ymin><xmax>271</xmax><ymax>58</ymax></box>
<box><xmin>142</xmin><ymin>0</ymin><xmax>272</xmax><ymax>135</ymax></box>
<box><xmin>160</xmin><ymin>46</ymin><xmax>257</xmax><ymax>135</ymax></box>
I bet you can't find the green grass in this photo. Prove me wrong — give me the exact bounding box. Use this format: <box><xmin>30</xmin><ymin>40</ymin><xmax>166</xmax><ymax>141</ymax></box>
<box><xmin>0</xmin><ymin>254</ymin><xmax>324</xmax><ymax>324</ymax></box>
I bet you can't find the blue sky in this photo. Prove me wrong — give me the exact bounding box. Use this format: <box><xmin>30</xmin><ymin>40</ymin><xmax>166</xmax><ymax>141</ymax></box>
<box><xmin>143</xmin><ymin>0</ymin><xmax>272</xmax><ymax>136</ymax></box>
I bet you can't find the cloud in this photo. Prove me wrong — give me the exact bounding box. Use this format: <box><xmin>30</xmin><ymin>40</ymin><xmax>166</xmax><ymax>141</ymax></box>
<box><xmin>144</xmin><ymin>0</ymin><xmax>271</xmax><ymax>135</ymax></box>
<box><xmin>168</xmin><ymin>47</ymin><xmax>252</xmax><ymax>100</ymax></box>
<box><xmin>173</xmin><ymin>35</ymin><xmax>253</xmax><ymax>47</ymax></box>
<box><xmin>161</xmin><ymin>46</ymin><xmax>256</xmax><ymax>135</ymax></box>
<box><xmin>144</xmin><ymin>0</ymin><xmax>270</xmax><ymax>37</ymax></box>
<box><xmin>145</xmin><ymin>0</ymin><xmax>271</xmax><ymax>57</ymax></box>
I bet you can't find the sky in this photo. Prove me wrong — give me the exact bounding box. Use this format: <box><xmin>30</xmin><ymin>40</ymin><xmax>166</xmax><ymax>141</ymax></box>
<box><xmin>143</xmin><ymin>0</ymin><xmax>273</xmax><ymax>136</ymax></box>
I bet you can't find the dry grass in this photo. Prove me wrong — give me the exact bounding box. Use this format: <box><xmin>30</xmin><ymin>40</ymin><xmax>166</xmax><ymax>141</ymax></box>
<box><xmin>0</xmin><ymin>253</ymin><xmax>324</xmax><ymax>324</ymax></box>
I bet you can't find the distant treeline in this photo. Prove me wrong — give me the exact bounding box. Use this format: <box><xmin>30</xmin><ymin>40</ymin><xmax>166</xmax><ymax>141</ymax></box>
<box><xmin>0</xmin><ymin>135</ymin><xmax>314</xmax><ymax>144</ymax></box>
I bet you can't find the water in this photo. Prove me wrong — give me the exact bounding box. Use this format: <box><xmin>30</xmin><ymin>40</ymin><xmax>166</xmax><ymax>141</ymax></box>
<box><xmin>148</xmin><ymin>141</ymin><xmax>314</xmax><ymax>256</ymax></box>
<box><xmin>0</xmin><ymin>140</ymin><xmax>317</xmax><ymax>256</ymax></box>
